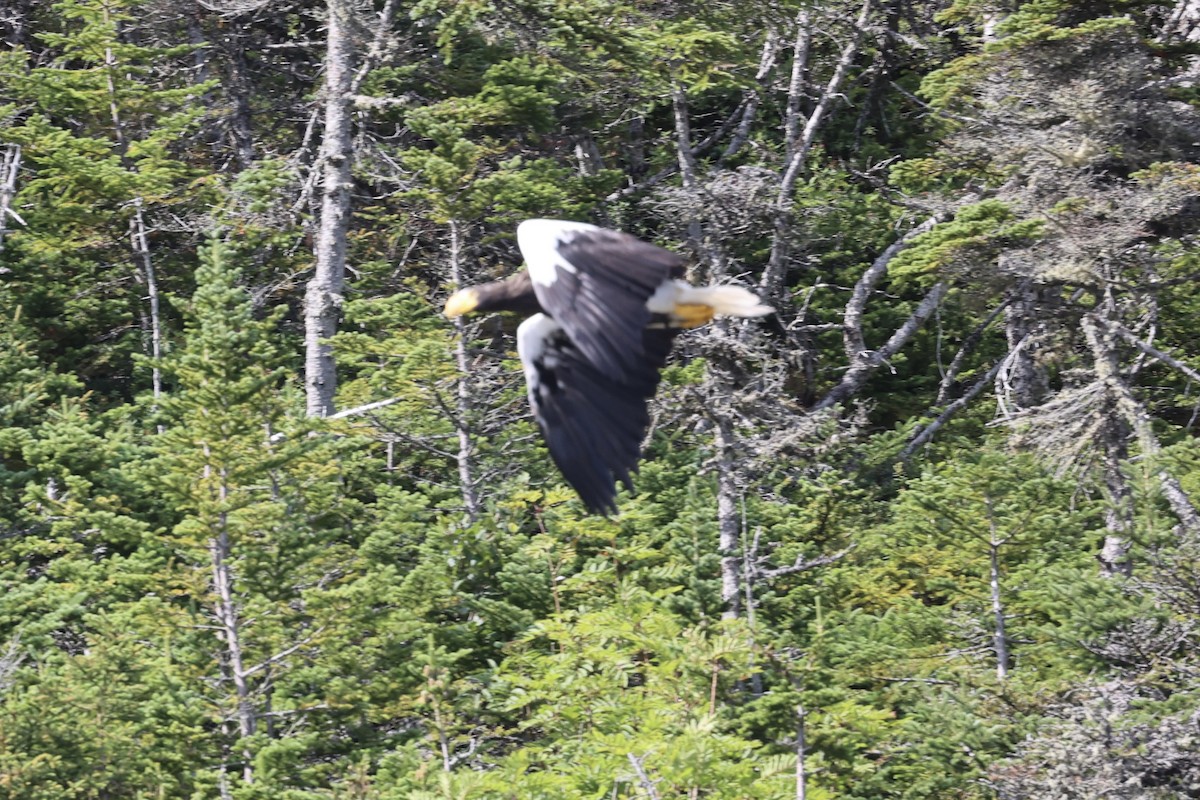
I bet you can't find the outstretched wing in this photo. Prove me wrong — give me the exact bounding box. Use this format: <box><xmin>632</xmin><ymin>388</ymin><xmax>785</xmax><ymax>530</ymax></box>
<box><xmin>517</xmin><ymin>313</ymin><xmax>678</xmax><ymax>515</ymax></box>
<box><xmin>517</xmin><ymin>219</ymin><xmax>683</xmax><ymax>383</ymax></box>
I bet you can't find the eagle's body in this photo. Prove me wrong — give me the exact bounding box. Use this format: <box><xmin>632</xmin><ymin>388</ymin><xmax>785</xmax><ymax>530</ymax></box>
<box><xmin>444</xmin><ymin>220</ymin><xmax>771</xmax><ymax>514</ymax></box>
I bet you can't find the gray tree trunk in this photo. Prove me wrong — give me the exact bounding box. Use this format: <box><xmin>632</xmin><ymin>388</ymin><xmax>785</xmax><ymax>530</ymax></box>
<box><xmin>101</xmin><ymin>27</ymin><xmax>163</xmax><ymax>403</ymax></box>
<box><xmin>305</xmin><ymin>0</ymin><xmax>356</xmax><ymax>417</ymax></box>
<box><xmin>761</xmin><ymin>0</ymin><xmax>871</xmax><ymax>299</ymax></box>
<box><xmin>794</xmin><ymin>700</ymin><xmax>808</xmax><ymax>800</ymax></box>
<box><xmin>448</xmin><ymin>220</ymin><xmax>481</xmax><ymax>522</ymax></box>
<box><xmin>1083</xmin><ymin>314</ymin><xmax>1200</xmax><ymax>539</ymax></box>
<box><xmin>129</xmin><ymin>198</ymin><xmax>162</xmax><ymax>401</ymax></box>
<box><xmin>671</xmin><ymin>84</ymin><xmax>706</xmax><ymax>262</ymax></box>
<box><xmin>0</xmin><ymin>144</ymin><xmax>21</xmax><ymax>253</ymax></box>
<box><xmin>205</xmin><ymin>456</ymin><xmax>256</xmax><ymax>785</ymax></box>
<box><xmin>1098</xmin><ymin>422</ymin><xmax>1134</xmax><ymax>577</ymax></box>
<box><xmin>985</xmin><ymin>498</ymin><xmax>1010</xmax><ymax>680</ymax></box>
<box><xmin>1002</xmin><ymin>281</ymin><xmax>1049</xmax><ymax>410</ymax></box>
<box><xmin>716</xmin><ymin>416</ymin><xmax>742</xmax><ymax>619</ymax></box>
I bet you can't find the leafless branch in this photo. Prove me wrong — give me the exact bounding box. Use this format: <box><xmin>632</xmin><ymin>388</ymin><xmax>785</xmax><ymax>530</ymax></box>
<box><xmin>0</xmin><ymin>144</ymin><xmax>23</xmax><ymax>252</ymax></box>
<box><xmin>759</xmin><ymin>546</ymin><xmax>853</xmax><ymax>580</ymax></box>
<box><xmin>937</xmin><ymin>296</ymin><xmax>1010</xmax><ymax>404</ymax></box>
<box><xmin>762</xmin><ymin>0</ymin><xmax>872</xmax><ymax>297</ymax></box>
<box><xmin>1105</xmin><ymin>321</ymin><xmax>1200</xmax><ymax>385</ymax></box>
<box><xmin>1082</xmin><ymin>314</ymin><xmax>1200</xmax><ymax>534</ymax></box>
<box><xmin>604</xmin><ymin>95</ymin><xmax>752</xmax><ymax>204</ymax></box>
<box><xmin>327</xmin><ymin>396</ymin><xmax>402</xmax><ymax>420</ymax></box>
<box><xmin>814</xmin><ymin>281</ymin><xmax>949</xmax><ymax>413</ymax></box>
<box><xmin>348</xmin><ymin>0</ymin><xmax>402</xmax><ymax>97</ymax></box>
<box><xmin>240</xmin><ymin>627</ymin><xmax>325</xmax><ymax>679</ymax></box>
<box><xmin>903</xmin><ymin>359</ymin><xmax>1004</xmax><ymax>459</ymax></box>
<box><xmin>719</xmin><ymin>29</ymin><xmax>784</xmax><ymax>163</ymax></box>
<box><xmin>627</xmin><ymin>753</ymin><xmax>663</xmax><ymax>800</ymax></box>
<box><xmin>842</xmin><ymin>214</ymin><xmax>945</xmax><ymax>362</ymax></box>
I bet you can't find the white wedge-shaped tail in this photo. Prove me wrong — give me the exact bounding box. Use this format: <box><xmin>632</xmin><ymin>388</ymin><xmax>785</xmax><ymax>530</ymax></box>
<box><xmin>677</xmin><ymin>284</ymin><xmax>774</xmax><ymax>318</ymax></box>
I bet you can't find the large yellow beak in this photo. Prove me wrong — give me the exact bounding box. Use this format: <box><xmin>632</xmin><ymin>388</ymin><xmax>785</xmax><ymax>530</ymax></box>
<box><xmin>443</xmin><ymin>288</ymin><xmax>479</xmax><ymax>318</ymax></box>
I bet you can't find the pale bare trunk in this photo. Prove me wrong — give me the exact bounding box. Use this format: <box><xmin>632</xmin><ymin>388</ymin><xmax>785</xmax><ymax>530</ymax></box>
<box><xmin>1083</xmin><ymin>314</ymin><xmax>1200</xmax><ymax>535</ymax></box>
<box><xmin>305</xmin><ymin>0</ymin><xmax>356</xmax><ymax>417</ymax></box>
<box><xmin>1109</xmin><ymin>322</ymin><xmax>1200</xmax><ymax>384</ymax></box>
<box><xmin>720</xmin><ymin>30</ymin><xmax>782</xmax><ymax>162</ymax></box>
<box><xmin>795</xmin><ymin>701</ymin><xmax>808</xmax><ymax>800</ymax></box>
<box><xmin>627</xmin><ymin>754</ymin><xmax>662</xmax><ymax>800</ymax></box>
<box><xmin>129</xmin><ymin>198</ymin><xmax>162</xmax><ymax>400</ymax></box>
<box><xmin>762</xmin><ymin>0</ymin><xmax>871</xmax><ymax>298</ymax></box>
<box><xmin>936</xmin><ymin>297</ymin><xmax>1009</xmax><ymax>404</ymax></box>
<box><xmin>672</xmin><ymin>84</ymin><xmax>744</xmax><ymax>618</ymax></box>
<box><xmin>0</xmin><ymin>144</ymin><xmax>21</xmax><ymax>252</ymax></box>
<box><xmin>448</xmin><ymin>220</ymin><xmax>480</xmax><ymax>522</ymax></box>
<box><xmin>206</xmin><ymin>456</ymin><xmax>255</xmax><ymax>784</ymax></box>
<box><xmin>903</xmin><ymin>359</ymin><xmax>1004</xmax><ymax>458</ymax></box>
<box><xmin>103</xmin><ymin>29</ymin><xmax>163</xmax><ymax>401</ymax></box>
<box><xmin>815</xmin><ymin>282</ymin><xmax>948</xmax><ymax>412</ymax></box>
<box><xmin>671</xmin><ymin>84</ymin><xmax>705</xmax><ymax>261</ymax></box>
<box><xmin>762</xmin><ymin>11</ymin><xmax>811</xmax><ymax>299</ymax></box>
<box><xmin>990</xmin><ymin>542</ymin><xmax>1009</xmax><ymax>681</ymax></box>
<box><xmin>986</xmin><ymin>499</ymin><xmax>1009</xmax><ymax>680</ymax></box>
<box><xmin>1098</xmin><ymin>424</ymin><xmax>1134</xmax><ymax>577</ymax></box>
<box><xmin>717</xmin><ymin>417</ymin><xmax>741</xmax><ymax>619</ymax></box>
<box><xmin>781</xmin><ymin>12</ymin><xmax>812</xmax><ymax>158</ymax></box>
<box><xmin>807</xmin><ymin>214</ymin><xmax>943</xmax><ymax>413</ymax></box>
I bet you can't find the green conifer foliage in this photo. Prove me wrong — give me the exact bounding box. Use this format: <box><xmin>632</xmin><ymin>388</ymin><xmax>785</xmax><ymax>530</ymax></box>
<box><xmin>2</xmin><ymin>0</ymin><xmax>1200</xmax><ymax>795</ymax></box>
<box><xmin>144</xmin><ymin>238</ymin><xmax>367</xmax><ymax>793</ymax></box>
<box><xmin>0</xmin><ymin>0</ymin><xmax>212</xmax><ymax>392</ymax></box>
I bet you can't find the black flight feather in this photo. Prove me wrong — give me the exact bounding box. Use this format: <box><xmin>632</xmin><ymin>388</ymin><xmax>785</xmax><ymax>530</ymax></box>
<box><xmin>532</xmin><ymin>229</ymin><xmax>684</xmax><ymax>383</ymax></box>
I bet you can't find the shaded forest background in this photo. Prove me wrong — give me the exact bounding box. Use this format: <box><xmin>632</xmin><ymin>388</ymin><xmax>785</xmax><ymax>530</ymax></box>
<box><xmin>2</xmin><ymin>0</ymin><xmax>1200</xmax><ymax>796</ymax></box>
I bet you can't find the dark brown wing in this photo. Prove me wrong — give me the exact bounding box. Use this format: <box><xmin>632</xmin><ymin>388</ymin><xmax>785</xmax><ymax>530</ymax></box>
<box><xmin>517</xmin><ymin>312</ymin><xmax>679</xmax><ymax>515</ymax></box>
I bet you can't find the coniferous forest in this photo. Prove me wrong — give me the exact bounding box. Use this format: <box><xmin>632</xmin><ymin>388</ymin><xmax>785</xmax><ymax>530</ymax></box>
<box><xmin>3</xmin><ymin>0</ymin><xmax>1200</xmax><ymax>796</ymax></box>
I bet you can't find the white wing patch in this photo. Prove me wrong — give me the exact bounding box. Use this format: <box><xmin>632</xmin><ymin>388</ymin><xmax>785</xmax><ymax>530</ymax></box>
<box><xmin>516</xmin><ymin>312</ymin><xmax>560</xmax><ymax>379</ymax></box>
<box><xmin>517</xmin><ymin>219</ymin><xmax>602</xmax><ymax>286</ymax></box>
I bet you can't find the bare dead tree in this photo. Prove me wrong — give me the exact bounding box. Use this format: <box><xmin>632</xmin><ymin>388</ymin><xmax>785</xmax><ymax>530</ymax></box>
<box><xmin>0</xmin><ymin>144</ymin><xmax>22</xmax><ymax>253</ymax></box>
<box><xmin>666</xmin><ymin>85</ymin><xmax>759</xmax><ymax>618</ymax></box>
<box><xmin>715</xmin><ymin>415</ymin><xmax>742</xmax><ymax>619</ymax></box>
<box><xmin>903</xmin><ymin>359</ymin><xmax>1004</xmax><ymax>459</ymax></box>
<box><xmin>303</xmin><ymin>0</ymin><xmax>403</xmax><ymax>417</ymax></box>
<box><xmin>627</xmin><ymin>753</ymin><xmax>663</xmax><ymax>800</ymax></box>
<box><xmin>448</xmin><ymin>219</ymin><xmax>481</xmax><ymax>522</ymax></box>
<box><xmin>98</xmin><ymin>14</ymin><xmax>165</xmax><ymax>402</ymax></box>
<box><xmin>719</xmin><ymin>29</ymin><xmax>784</xmax><ymax>163</ymax></box>
<box><xmin>794</xmin><ymin>699</ymin><xmax>808</xmax><ymax>800</ymax></box>
<box><xmin>814</xmin><ymin>277</ymin><xmax>949</xmax><ymax>412</ymax></box>
<box><xmin>1107</xmin><ymin>322</ymin><xmax>1200</xmax><ymax>385</ymax></box>
<box><xmin>129</xmin><ymin>197</ymin><xmax>163</xmax><ymax>400</ymax></box>
<box><xmin>985</xmin><ymin>496</ymin><xmax>1011</xmax><ymax>680</ymax></box>
<box><xmin>204</xmin><ymin>453</ymin><xmax>256</xmax><ymax>785</ymax></box>
<box><xmin>671</xmin><ymin>84</ymin><xmax>707</xmax><ymax>263</ymax></box>
<box><xmin>761</xmin><ymin>0</ymin><xmax>873</xmax><ymax>300</ymax></box>
<box><xmin>1097</xmin><ymin>419</ymin><xmax>1135</xmax><ymax>577</ymax></box>
<box><xmin>305</xmin><ymin>0</ymin><xmax>357</xmax><ymax>417</ymax></box>
<box><xmin>1082</xmin><ymin>313</ymin><xmax>1200</xmax><ymax>535</ymax></box>
<box><xmin>936</xmin><ymin>295</ymin><xmax>1010</xmax><ymax>404</ymax></box>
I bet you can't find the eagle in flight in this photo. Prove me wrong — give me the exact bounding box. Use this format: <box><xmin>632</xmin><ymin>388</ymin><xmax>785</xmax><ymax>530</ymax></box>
<box><xmin>444</xmin><ymin>220</ymin><xmax>772</xmax><ymax>515</ymax></box>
